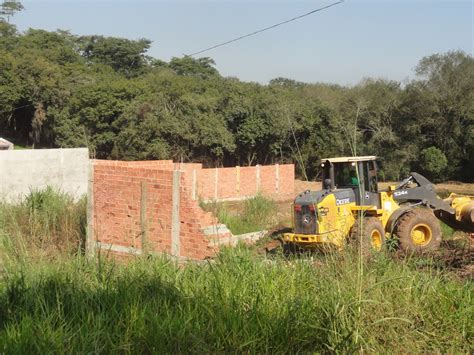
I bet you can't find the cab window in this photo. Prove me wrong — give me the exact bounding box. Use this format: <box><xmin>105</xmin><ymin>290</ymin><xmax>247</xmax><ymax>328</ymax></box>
<box><xmin>334</xmin><ymin>163</ymin><xmax>358</xmax><ymax>187</ymax></box>
<box><xmin>366</xmin><ymin>161</ymin><xmax>378</xmax><ymax>192</ymax></box>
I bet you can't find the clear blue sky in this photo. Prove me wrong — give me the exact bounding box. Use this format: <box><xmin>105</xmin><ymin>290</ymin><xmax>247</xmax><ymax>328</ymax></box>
<box><xmin>13</xmin><ymin>0</ymin><xmax>474</xmax><ymax>85</ymax></box>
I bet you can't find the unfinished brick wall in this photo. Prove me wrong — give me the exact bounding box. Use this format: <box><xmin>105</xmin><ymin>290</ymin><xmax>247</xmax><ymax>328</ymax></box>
<box><xmin>178</xmin><ymin>181</ymin><xmax>221</xmax><ymax>260</ymax></box>
<box><xmin>91</xmin><ymin>160</ymin><xmax>295</xmax><ymax>260</ymax></box>
<box><xmin>93</xmin><ymin>163</ymin><xmax>174</xmax><ymax>254</ymax></box>
<box><xmin>182</xmin><ymin>163</ymin><xmax>294</xmax><ymax>201</ymax></box>
<box><xmin>93</xmin><ymin>160</ymin><xmax>224</xmax><ymax>260</ymax></box>
<box><xmin>95</xmin><ymin>160</ymin><xmax>174</xmax><ymax>170</ymax></box>
<box><xmin>99</xmin><ymin>160</ymin><xmax>295</xmax><ymax>201</ymax></box>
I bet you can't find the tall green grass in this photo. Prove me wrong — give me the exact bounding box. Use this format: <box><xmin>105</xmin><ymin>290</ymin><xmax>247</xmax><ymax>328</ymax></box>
<box><xmin>0</xmin><ymin>247</ymin><xmax>471</xmax><ymax>353</ymax></box>
<box><xmin>0</xmin><ymin>190</ymin><xmax>472</xmax><ymax>352</ymax></box>
<box><xmin>202</xmin><ymin>195</ymin><xmax>277</xmax><ymax>235</ymax></box>
<box><xmin>0</xmin><ymin>187</ymin><xmax>86</xmax><ymax>262</ymax></box>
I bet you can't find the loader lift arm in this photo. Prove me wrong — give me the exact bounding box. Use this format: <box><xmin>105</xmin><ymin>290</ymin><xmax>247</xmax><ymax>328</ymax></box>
<box><xmin>393</xmin><ymin>172</ymin><xmax>473</xmax><ymax>233</ymax></box>
<box><xmin>393</xmin><ymin>172</ymin><xmax>454</xmax><ymax>214</ymax></box>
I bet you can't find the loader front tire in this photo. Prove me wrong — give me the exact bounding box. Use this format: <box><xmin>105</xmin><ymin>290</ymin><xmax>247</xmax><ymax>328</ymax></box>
<box><xmin>350</xmin><ymin>217</ymin><xmax>385</xmax><ymax>255</ymax></box>
<box><xmin>395</xmin><ymin>208</ymin><xmax>442</xmax><ymax>253</ymax></box>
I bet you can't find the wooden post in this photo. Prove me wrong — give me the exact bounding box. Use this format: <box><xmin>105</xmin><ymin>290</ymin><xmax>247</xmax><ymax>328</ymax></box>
<box><xmin>140</xmin><ymin>182</ymin><xmax>148</xmax><ymax>254</ymax></box>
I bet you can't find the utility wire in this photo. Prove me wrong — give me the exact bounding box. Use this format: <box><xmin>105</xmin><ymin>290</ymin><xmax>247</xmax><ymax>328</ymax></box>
<box><xmin>188</xmin><ymin>0</ymin><xmax>345</xmax><ymax>56</ymax></box>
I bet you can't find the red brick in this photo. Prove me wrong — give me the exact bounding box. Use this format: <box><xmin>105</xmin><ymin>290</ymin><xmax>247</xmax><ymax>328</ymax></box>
<box><xmin>92</xmin><ymin>159</ymin><xmax>294</xmax><ymax>261</ymax></box>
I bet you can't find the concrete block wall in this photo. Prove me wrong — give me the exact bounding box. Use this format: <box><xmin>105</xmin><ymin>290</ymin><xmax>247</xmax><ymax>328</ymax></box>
<box><xmin>0</xmin><ymin>148</ymin><xmax>89</xmax><ymax>202</ymax></box>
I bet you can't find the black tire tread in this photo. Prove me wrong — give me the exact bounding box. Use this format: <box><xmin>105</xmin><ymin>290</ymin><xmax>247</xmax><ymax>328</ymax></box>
<box><xmin>350</xmin><ymin>217</ymin><xmax>385</xmax><ymax>254</ymax></box>
<box><xmin>395</xmin><ymin>208</ymin><xmax>442</xmax><ymax>252</ymax></box>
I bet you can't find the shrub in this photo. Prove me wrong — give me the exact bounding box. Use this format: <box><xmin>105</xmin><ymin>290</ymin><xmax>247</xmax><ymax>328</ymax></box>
<box><xmin>419</xmin><ymin>146</ymin><xmax>448</xmax><ymax>181</ymax></box>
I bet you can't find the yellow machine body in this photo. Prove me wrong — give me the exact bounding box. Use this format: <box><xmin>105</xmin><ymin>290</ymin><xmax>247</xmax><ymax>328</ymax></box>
<box><xmin>283</xmin><ymin>190</ymin><xmax>400</xmax><ymax>249</ymax></box>
<box><xmin>283</xmin><ymin>156</ymin><xmax>473</xmax><ymax>251</ymax></box>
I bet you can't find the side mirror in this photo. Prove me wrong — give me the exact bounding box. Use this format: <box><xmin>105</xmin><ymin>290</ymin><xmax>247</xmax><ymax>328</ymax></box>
<box><xmin>323</xmin><ymin>179</ymin><xmax>332</xmax><ymax>190</ymax></box>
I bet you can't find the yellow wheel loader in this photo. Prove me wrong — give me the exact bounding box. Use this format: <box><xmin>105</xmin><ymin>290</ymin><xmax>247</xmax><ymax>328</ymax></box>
<box><xmin>283</xmin><ymin>156</ymin><xmax>474</xmax><ymax>253</ymax></box>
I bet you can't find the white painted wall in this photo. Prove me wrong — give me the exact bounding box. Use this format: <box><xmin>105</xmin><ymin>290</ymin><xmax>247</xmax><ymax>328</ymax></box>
<box><xmin>0</xmin><ymin>148</ymin><xmax>89</xmax><ymax>202</ymax></box>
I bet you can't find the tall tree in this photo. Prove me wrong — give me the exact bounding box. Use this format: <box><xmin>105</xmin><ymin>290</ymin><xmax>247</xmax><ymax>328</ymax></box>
<box><xmin>79</xmin><ymin>35</ymin><xmax>152</xmax><ymax>77</ymax></box>
<box><xmin>0</xmin><ymin>0</ymin><xmax>23</xmax><ymax>22</ymax></box>
<box><xmin>0</xmin><ymin>15</ymin><xmax>472</xmax><ymax>182</ymax></box>
<box><xmin>398</xmin><ymin>51</ymin><xmax>474</xmax><ymax>180</ymax></box>
<box><xmin>169</xmin><ymin>56</ymin><xmax>219</xmax><ymax>78</ymax></box>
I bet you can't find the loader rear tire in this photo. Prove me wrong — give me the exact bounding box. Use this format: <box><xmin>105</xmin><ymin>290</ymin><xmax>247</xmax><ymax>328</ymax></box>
<box><xmin>395</xmin><ymin>208</ymin><xmax>441</xmax><ymax>253</ymax></box>
<box><xmin>350</xmin><ymin>217</ymin><xmax>385</xmax><ymax>256</ymax></box>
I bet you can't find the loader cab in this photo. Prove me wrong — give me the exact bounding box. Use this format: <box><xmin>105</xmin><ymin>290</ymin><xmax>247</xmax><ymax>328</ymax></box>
<box><xmin>321</xmin><ymin>156</ymin><xmax>380</xmax><ymax>208</ymax></box>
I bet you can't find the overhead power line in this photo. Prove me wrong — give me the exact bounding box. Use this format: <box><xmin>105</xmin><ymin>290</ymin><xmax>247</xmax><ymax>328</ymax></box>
<box><xmin>188</xmin><ymin>0</ymin><xmax>345</xmax><ymax>56</ymax></box>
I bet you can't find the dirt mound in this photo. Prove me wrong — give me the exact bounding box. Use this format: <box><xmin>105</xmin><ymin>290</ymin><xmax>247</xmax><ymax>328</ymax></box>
<box><xmin>433</xmin><ymin>239</ymin><xmax>473</xmax><ymax>280</ymax></box>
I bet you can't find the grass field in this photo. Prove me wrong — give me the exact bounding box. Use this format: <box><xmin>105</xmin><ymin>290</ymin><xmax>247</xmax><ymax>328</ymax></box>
<box><xmin>0</xmin><ymin>246</ymin><xmax>472</xmax><ymax>353</ymax></box>
<box><xmin>0</xmin><ymin>188</ymin><xmax>473</xmax><ymax>353</ymax></box>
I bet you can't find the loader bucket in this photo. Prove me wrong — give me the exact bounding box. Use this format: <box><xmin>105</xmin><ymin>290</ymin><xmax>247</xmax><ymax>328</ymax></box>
<box><xmin>436</xmin><ymin>194</ymin><xmax>474</xmax><ymax>233</ymax></box>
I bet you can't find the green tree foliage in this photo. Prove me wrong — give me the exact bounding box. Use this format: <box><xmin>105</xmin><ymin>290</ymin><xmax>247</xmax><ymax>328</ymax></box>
<box><xmin>0</xmin><ymin>10</ymin><xmax>472</xmax><ymax>182</ymax></box>
<box><xmin>0</xmin><ymin>0</ymin><xmax>23</xmax><ymax>22</ymax></box>
<box><xmin>419</xmin><ymin>147</ymin><xmax>448</xmax><ymax>181</ymax></box>
<box><xmin>79</xmin><ymin>35</ymin><xmax>152</xmax><ymax>77</ymax></box>
<box><xmin>169</xmin><ymin>56</ymin><xmax>219</xmax><ymax>78</ymax></box>
<box><xmin>52</xmin><ymin>76</ymin><xmax>145</xmax><ymax>158</ymax></box>
<box><xmin>413</xmin><ymin>51</ymin><xmax>474</xmax><ymax>180</ymax></box>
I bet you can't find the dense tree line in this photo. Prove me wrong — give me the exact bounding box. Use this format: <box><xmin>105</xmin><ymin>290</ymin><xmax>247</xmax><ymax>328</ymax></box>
<box><xmin>1</xmin><ymin>4</ymin><xmax>473</xmax><ymax>182</ymax></box>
